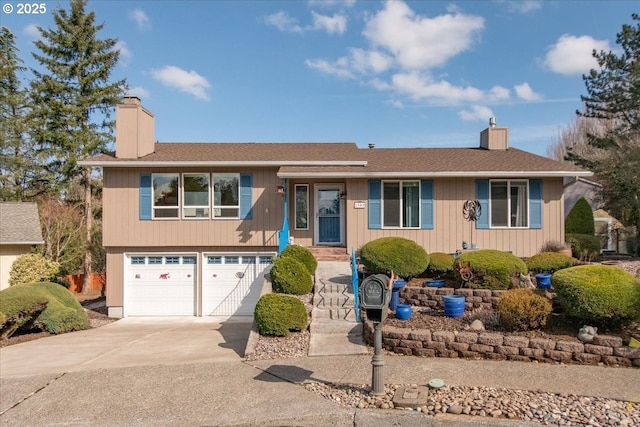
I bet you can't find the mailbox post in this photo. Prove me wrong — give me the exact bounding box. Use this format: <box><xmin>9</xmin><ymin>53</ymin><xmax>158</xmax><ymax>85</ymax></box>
<box><xmin>360</xmin><ymin>274</ymin><xmax>391</xmax><ymax>396</ymax></box>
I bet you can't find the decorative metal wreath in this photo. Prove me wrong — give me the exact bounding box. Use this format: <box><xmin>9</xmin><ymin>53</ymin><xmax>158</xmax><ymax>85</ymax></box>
<box><xmin>462</xmin><ymin>200</ymin><xmax>482</xmax><ymax>222</ymax></box>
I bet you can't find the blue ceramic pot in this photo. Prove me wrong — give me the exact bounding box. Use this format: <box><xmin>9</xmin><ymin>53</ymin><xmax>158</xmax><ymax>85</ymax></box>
<box><xmin>395</xmin><ymin>303</ymin><xmax>412</xmax><ymax>320</ymax></box>
<box><xmin>536</xmin><ymin>273</ymin><xmax>552</xmax><ymax>289</ymax></box>
<box><xmin>443</xmin><ymin>294</ymin><xmax>465</xmax><ymax>318</ymax></box>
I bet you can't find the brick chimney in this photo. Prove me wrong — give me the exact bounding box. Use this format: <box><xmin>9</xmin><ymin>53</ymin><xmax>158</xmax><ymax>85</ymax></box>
<box><xmin>480</xmin><ymin>117</ymin><xmax>509</xmax><ymax>150</ymax></box>
<box><xmin>115</xmin><ymin>96</ymin><xmax>155</xmax><ymax>159</ymax></box>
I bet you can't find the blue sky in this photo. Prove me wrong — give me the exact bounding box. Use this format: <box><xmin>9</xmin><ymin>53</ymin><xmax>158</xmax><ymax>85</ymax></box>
<box><xmin>3</xmin><ymin>0</ymin><xmax>637</xmax><ymax>156</ymax></box>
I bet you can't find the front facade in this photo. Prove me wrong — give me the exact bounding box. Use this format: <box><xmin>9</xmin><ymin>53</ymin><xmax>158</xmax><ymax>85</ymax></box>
<box><xmin>82</xmin><ymin>97</ymin><xmax>591</xmax><ymax>318</ymax></box>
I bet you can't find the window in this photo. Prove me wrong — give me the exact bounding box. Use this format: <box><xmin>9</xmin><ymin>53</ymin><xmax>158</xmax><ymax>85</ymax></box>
<box><xmin>182</xmin><ymin>256</ymin><xmax>197</xmax><ymax>264</ymax></box>
<box><xmin>148</xmin><ymin>256</ymin><xmax>163</xmax><ymax>265</ymax></box>
<box><xmin>225</xmin><ymin>256</ymin><xmax>239</xmax><ymax>264</ymax></box>
<box><xmin>152</xmin><ymin>173</ymin><xmax>179</xmax><ymax>218</ymax></box>
<box><xmin>490</xmin><ymin>180</ymin><xmax>528</xmax><ymax>227</ymax></box>
<box><xmin>295</xmin><ymin>184</ymin><xmax>309</xmax><ymax>230</ymax></box>
<box><xmin>213</xmin><ymin>173</ymin><xmax>239</xmax><ymax>218</ymax></box>
<box><xmin>207</xmin><ymin>256</ymin><xmax>222</xmax><ymax>264</ymax></box>
<box><xmin>131</xmin><ymin>256</ymin><xmax>145</xmax><ymax>265</ymax></box>
<box><xmin>382</xmin><ymin>181</ymin><xmax>420</xmax><ymax>228</ymax></box>
<box><xmin>165</xmin><ymin>256</ymin><xmax>180</xmax><ymax>264</ymax></box>
<box><xmin>183</xmin><ymin>173</ymin><xmax>210</xmax><ymax>219</ymax></box>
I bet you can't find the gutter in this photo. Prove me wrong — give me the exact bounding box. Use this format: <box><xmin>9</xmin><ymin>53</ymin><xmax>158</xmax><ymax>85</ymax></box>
<box><xmin>77</xmin><ymin>160</ymin><xmax>368</xmax><ymax>168</ymax></box>
<box><xmin>278</xmin><ymin>171</ymin><xmax>594</xmax><ymax>179</ymax></box>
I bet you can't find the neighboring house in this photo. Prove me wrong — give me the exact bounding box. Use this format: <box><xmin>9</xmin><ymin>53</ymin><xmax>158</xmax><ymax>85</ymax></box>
<box><xmin>563</xmin><ymin>176</ymin><xmax>603</xmax><ymax>217</ymax></box>
<box><xmin>0</xmin><ymin>202</ymin><xmax>45</xmax><ymax>290</ymax></box>
<box><xmin>80</xmin><ymin>97</ymin><xmax>591</xmax><ymax>318</ymax></box>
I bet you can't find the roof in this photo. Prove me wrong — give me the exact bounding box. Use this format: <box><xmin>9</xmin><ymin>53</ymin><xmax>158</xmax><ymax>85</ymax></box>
<box><xmin>0</xmin><ymin>202</ymin><xmax>44</xmax><ymax>245</ymax></box>
<box><xmin>79</xmin><ymin>142</ymin><xmax>591</xmax><ymax>178</ymax></box>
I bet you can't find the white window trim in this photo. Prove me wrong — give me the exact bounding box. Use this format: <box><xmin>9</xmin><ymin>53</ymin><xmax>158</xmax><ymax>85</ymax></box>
<box><xmin>212</xmin><ymin>173</ymin><xmax>240</xmax><ymax>219</ymax></box>
<box><xmin>294</xmin><ymin>184</ymin><xmax>309</xmax><ymax>230</ymax></box>
<box><xmin>489</xmin><ymin>179</ymin><xmax>530</xmax><ymax>229</ymax></box>
<box><xmin>381</xmin><ymin>180</ymin><xmax>421</xmax><ymax>229</ymax></box>
<box><xmin>182</xmin><ymin>173</ymin><xmax>211</xmax><ymax>220</ymax></box>
<box><xmin>152</xmin><ymin>173</ymin><xmax>180</xmax><ymax>220</ymax></box>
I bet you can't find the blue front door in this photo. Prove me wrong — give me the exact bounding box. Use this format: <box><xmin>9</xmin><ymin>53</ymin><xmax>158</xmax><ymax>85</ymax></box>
<box><xmin>316</xmin><ymin>186</ymin><xmax>343</xmax><ymax>245</ymax></box>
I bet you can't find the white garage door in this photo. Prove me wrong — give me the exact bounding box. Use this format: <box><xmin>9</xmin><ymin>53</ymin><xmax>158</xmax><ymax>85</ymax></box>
<box><xmin>125</xmin><ymin>254</ymin><xmax>197</xmax><ymax>316</ymax></box>
<box><xmin>202</xmin><ymin>254</ymin><xmax>273</xmax><ymax>316</ymax></box>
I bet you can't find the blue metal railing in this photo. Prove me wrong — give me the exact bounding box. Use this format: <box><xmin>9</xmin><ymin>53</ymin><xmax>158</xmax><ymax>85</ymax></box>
<box><xmin>351</xmin><ymin>248</ymin><xmax>360</xmax><ymax>322</ymax></box>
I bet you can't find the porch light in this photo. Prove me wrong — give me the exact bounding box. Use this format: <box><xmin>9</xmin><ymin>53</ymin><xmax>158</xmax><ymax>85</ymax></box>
<box><xmin>276</xmin><ymin>185</ymin><xmax>285</xmax><ymax>196</ymax></box>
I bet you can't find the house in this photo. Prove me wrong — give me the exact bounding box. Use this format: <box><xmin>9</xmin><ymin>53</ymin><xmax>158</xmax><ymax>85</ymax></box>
<box><xmin>0</xmin><ymin>202</ymin><xmax>45</xmax><ymax>290</ymax></box>
<box><xmin>80</xmin><ymin>97</ymin><xmax>591</xmax><ymax>318</ymax></box>
<box><xmin>563</xmin><ymin>176</ymin><xmax>603</xmax><ymax>217</ymax></box>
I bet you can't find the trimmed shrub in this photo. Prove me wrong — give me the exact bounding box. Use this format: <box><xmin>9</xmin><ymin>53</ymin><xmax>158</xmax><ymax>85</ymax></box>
<box><xmin>498</xmin><ymin>288</ymin><xmax>553</xmax><ymax>331</ymax></box>
<box><xmin>566</xmin><ymin>233</ymin><xmax>601</xmax><ymax>259</ymax></box>
<box><xmin>565</xmin><ymin>197</ymin><xmax>595</xmax><ymax>235</ymax></box>
<box><xmin>359</xmin><ymin>237</ymin><xmax>429</xmax><ymax>279</ymax></box>
<box><xmin>552</xmin><ymin>265</ymin><xmax>640</xmax><ymax>325</ymax></box>
<box><xmin>280</xmin><ymin>245</ymin><xmax>318</xmax><ymax>275</ymax></box>
<box><xmin>539</xmin><ymin>240</ymin><xmax>570</xmax><ymax>253</ymax></box>
<box><xmin>0</xmin><ymin>293</ymin><xmax>48</xmax><ymax>340</ymax></box>
<box><xmin>426</xmin><ymin>252</ymin><xmax>454</xmax><ymax>277</ymax></box>
<box><xmin>0</xmin><ymin>282</ymin><xmax>89</xmax><ymax>334</ymax></box>
<box><xmin>9</xmin><ymin>253</ymin><xmax>61</xmax><ymax>287</ymax></box>
<box><xmin>254</xmin><ymin>293</ymin><xmax>308</xmax><ymax>336</ymax></box>
<box><xmin>454</xmin><ymin>249</ymin><xmax>527</xmax><ymax>290</ymax></box>
<box><xmin>526</xmin><ymin>252</ymin><xmax>574</xmax><ymax>274</ymax></box>
<box><xmin>270</xmin><ymin>256</ymin><xmax>313</xmax><ymax>295</ymax></box>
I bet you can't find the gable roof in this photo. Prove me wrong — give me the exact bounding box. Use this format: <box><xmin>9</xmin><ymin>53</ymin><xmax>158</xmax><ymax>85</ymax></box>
<box><xmin>0</xmin><ymin>202</ymin><xmax>44</xmax><ymax>245</ymax></box>
<box><xmin>79</xmin><ymin>142</ymin><xmax>591</xmax><ymax>178</ymax></box>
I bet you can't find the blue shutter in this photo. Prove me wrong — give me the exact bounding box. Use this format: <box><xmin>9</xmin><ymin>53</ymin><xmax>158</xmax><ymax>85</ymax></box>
<box><xmin>475</xmin><ymin>180</ymin><xmax>489</xmax><ymax>229</ymax></box>
<box><xmin>240</xmin><ymin>174</ymin><xmax>253</xmax><ymax>220</ymax></box>
<box><xmin>368</xmin><ymin>180</ymin><xmax>381</xmax><ymax>229</ymax></box>
<box><xmin>420</xmin><ymin>180</ymin><xmax>434</xmax><ymax>229</ymax></box>
<box><xmin>139</xmin><ymin>174</ymin><xmax>152</xmax><ymax>220</ymax></box>
<box><xmin>529</xmin><ymin>179</ymin><xmax>542</xmax><ymax>229</ymax></box>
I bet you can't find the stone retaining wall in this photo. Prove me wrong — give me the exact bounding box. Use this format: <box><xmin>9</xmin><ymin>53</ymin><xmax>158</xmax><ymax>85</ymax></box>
<box><xmin>400</xmin><ymin>286</ymin><xmax>506</xmax><ymax>310</ymax></box>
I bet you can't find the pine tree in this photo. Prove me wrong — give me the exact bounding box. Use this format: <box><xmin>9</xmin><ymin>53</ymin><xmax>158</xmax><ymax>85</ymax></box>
<box><xmin>30</xmin><ymin>0</ymin><xmax>127</xmax><ymax>292</ymax></box>
<box><xmin>568</xmin><ymin>13</ymin><xmax>640</xmax><ymax>255</ymax></box>
<box><xmin>0</xmin><ymin>27</ymin><xmax>44</xmax><ymax>201</ymax></box>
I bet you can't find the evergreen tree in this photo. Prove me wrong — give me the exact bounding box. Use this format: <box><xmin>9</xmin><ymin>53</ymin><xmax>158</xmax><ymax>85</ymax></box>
<box><xmin>565</xmin><ymin>197</ymin><xmax>595</xmax><ymax>235</ymax></box>
<box><xmin>30</xmin><ymin>0</ymin><xmax>127</xmax><ymax>292</ymax></box>
<box><xmin>567</xmin><ymin>13</ymin><xmax>640</xmax><ymax>254</ymax></box>
<box><xmin>0</xmin><ymin>27</ymin><xmax>44</xmax><ymax>201</ymax></box>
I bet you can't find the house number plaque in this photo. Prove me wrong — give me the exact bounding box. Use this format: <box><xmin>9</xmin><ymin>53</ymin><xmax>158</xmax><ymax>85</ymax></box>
<box><xmin>354</xmin><ymin>201</ymin><xmax>366</xmax><ymax>209</ymax></box>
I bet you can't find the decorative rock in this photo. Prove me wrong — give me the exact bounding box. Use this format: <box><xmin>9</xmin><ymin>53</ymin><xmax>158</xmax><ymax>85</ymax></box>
<box><xmin>469</xmin><ymin>319</ymin><xmax>485</xmax><ymax>331</ymax></box>
<box><xmin>578</xmin><ymin>325</ymin><xmax>597</xmax><ymax>342</ymax></box>
<box><xmin>447</xmin><ymin>404</ymin><xmax>463</xmax><ymax>414</ymax></box>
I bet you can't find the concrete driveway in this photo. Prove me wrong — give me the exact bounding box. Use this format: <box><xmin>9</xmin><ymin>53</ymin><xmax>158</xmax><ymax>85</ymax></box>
<box><xmin>0</xmin><ymin>317</ymin><xmax>253</xmax><ymax>378</ymax></box>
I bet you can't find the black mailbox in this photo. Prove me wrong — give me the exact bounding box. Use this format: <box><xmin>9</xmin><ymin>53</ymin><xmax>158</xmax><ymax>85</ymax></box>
<box><xmin>360</xmin><ymin>274</ymin><xmax>390</xmax><ymax>323</ymax></box>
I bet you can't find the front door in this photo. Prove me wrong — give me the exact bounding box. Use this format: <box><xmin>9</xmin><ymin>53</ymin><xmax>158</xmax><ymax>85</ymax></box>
<box><xmin>315</xmin><ymin>184</ymin><xmax>344</xmax><ymax>245</ymax></box>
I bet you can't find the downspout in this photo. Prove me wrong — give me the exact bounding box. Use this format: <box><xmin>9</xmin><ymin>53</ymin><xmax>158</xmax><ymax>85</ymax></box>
<box><xmin>278</xmin><ymin>178</ymin><xmax>289</xmax><ymax>255</ymax></box>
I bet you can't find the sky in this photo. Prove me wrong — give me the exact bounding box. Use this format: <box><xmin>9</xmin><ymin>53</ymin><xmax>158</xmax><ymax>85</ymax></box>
<box><xmin>2</xmin><ymin>0</ymin><xmax>637</xmax><ymax>157</ymax></box>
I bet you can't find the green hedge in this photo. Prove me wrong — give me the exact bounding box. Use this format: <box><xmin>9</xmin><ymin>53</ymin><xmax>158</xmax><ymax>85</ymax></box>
<box><xmin>552</xmin><ymin>265</ymin><xmax>640</xmax><ymax>325</ymax></box>
<box><xmin>426</xmin><ymin>252</ymin><xmax>455</xmax><ymax>276</ymax></box>
<box><xmin>0</xmin><ymin>292</ymin><xmax>49</xmax><ymax>340</ymax></box>
<box><xmin>280</xmin><ymin>245</ymin><xmax>318</xmax><ymax>275</ymax></box>
<box><xmin>254</xmin><ymin>293</ymin><xmax>308</xmax><ymax>336</ymax></box>
<box><xmin>454</xmin><ymin>249</ymin><xmax>527</xmax><ymax>290</ymax></box>
<box><xmin>359</xmin><ymin>237</ymin><xmax>429</xmax><ymax>279</ymax></box>
<box><xmin>566</xmin><ymin>233</ymin><xmax>601</xmax><ymax>258</ymax></box>
<box><xmin>565</xmin><ymin>197</ymin><xmax>595</xmax><ymax>235</ymax></box>
<box><xmin>0</xmin><ymin>282</ymin><xmax>90</xmax><ymax>335</ymax></box>
<box><xmin>270</xmin><ymin>256</ymin><xmax>313</xmax><ymax>295</ymax></box>
<box><xmin>525</xmin><ymin>252</ymin><xmax>574</xmax><ymax>274</ymax></box>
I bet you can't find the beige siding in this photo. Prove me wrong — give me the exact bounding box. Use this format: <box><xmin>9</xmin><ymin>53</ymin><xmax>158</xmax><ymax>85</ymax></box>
<box><xmin>103</xmin><ymin>168</ymin><xmax>283</xmax><ymax>248</ymax></box>
<box><xmin>0</xmin><ymin>244</ymin><xmax>32</xmax><ymax>290</ymax></box>
<box><xmin>344</xmin><ymin>177</ymin><xmax>565</xmax><ymax>258</ymax></box>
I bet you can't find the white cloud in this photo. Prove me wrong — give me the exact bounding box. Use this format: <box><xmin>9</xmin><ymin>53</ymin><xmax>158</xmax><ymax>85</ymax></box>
<box><xmin>349</xmin><ymin>48</ymin><xmax>392</xmax><ymax>74</ymax></box>
<box><xmin>129</xmin><ymin>9</ymin><xmax>151</xmax><ymax>31</ymax></box>
<box><xmin>308</xmin><ymin>0</ymin><xmax>356</xmax><ymax>7</ymax></box>
<box><xmin>544</xmin><ymin>34</ymin><xmax>610</xmax><ymax>76</ymax></box>
<box><xmin>305</xmin><ymin>58</ymin><xmax>355</xmax><ymax>79</ymax></box>
<box><xmin>363</xmin><ymin>1</ymin><xmax>484</xmax><ymax>70</ymax></box>
<box><xmin>498</xmin><ymin>0</ymin><xmax>543</xmax><ymax>14</ymax></box>
<box><xmin>489</xmin><ymin>86</ymin><xmax>510</xmax><ymax>101</ymax></box>
<box><xmin>387</xmin><ymin>99</ymin><xmax>404</xmax><ymax>109</ymax></box>
<box><xmin>114</xmin><ymin>40</ymin><xmax>133</xmax><ymax>65</ymax></box>
<box><xmin>150</xmin><ymin>65</ymin><xmax>211</xmax><ymax>101</ymax></box>
<box><xmin>23</xmin><ymin>24</ymin><xmax>40</xmax><ymax>38</ymax></box>
<box><xmin>127</xmin><ymin>86</ymin><xmax>150</xmax><ymax>100</ymax></box>
<box><xmin>311</xmin><ymin>11</ymin><xmax>347</xmax><ymax>35</ymax></box>
<box><xmin>514</xmin><ymin>82</ymin><xmax>541</xmax><ymax>101</ymax></box>
<box><xmin>390</xmin><ymin>72</ymin><xmax>485</xmax><ymax>103</ymax></box>
<box><xmin>458</xmin><ymin>105</ymin><xmax>494</xmax><ymax>122</ymax></box>
<box><xmin>263</xmin><ymin>11</ymin><xmax>303</xmax><ymax>33</ymax></box>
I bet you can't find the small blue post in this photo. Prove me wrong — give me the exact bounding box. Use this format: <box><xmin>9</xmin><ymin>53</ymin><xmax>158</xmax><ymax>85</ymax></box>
<box><xmin>351</xmin><ymin>248</ymin><xmax>360</xmax><ymax>322</ymax></box>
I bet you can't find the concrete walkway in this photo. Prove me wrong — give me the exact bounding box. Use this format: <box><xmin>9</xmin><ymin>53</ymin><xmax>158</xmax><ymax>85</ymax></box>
<box><xmin>308</xmin><ymin>262</ymin><xmax>369</xmax><ymax>356</ymax></box>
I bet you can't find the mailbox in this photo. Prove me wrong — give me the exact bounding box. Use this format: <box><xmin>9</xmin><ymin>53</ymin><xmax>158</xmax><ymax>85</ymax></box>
<box><xmin>360</xmin><ymin>274</ymin><xmax>391</xmax><ymax>323</ymax></box>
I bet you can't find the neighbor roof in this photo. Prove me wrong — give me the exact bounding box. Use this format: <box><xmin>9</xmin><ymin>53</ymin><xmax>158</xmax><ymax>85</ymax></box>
<box><xmin>0</xmin><ymin>202</ymin><xmax>44</xmax><ymax>245</ymax></box>
<box><xmin>79</xmin><ymin>142</ymin><xmax>591</xmax><ymax>178</ymax></box>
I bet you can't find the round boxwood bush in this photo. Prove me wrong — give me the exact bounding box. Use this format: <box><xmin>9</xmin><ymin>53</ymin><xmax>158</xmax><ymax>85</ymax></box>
<box><xmin>9</xmin><ymin>253</ymin><xmax>61</xmax><ymax>287</ymax></box>
<box><xmin>254</xmin><ymin>293</ymin><xmax>308</xmax><ymax>336</ymax></box>
<box><xmin>280</xmin><ymin>245</ymin><xmax>318</xmax><ymax>275</ymax></box>
<box><xmin>359</xmin><ymin>237</ymin><xmax>429</xmax><ymax>279</ymax></box>
<box><xmin>526</xmin><ymin>252</ymin><xmax>574</xmax><ymax>274</ymax></box>
<box><xmin>426</xmin><ymin>252</ymin><xmax>454</xmax><ymax>278</ymax></box>
<box><xmin>552</xmin><ymin>265</ymin><xmax>640</xmax><ymax>325</ymax></box>
<box><xmin>270</xmin><ymin>256</ymin><xmax>313</xmax><ymax>295</ymax></box>
<box><xmin>0</xmin><ymin>281</ymin><xmax>89</xmax><ymax>334</ymax></box>
<box><xmin>497</xmin><ymin>288</ymin><xmax>552</xmax><ymax>331</ymax></box>
<box><xmin>454</xmin><ymin>249</ymin><xmax>527</xmax><ymax>290</ymax></box>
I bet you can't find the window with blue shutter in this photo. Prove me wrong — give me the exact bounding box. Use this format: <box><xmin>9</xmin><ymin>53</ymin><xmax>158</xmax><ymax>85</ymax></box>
<box><xmin>529</xmin><ymin>179</ymin><xmax>543</xmax><ymax>229</ymax></box>
<box><xmin>368</xmin><ymin>180</ymin><xmax>381</xmax><ymax>229</ymax></box>
<box><xmin>139</xmin><ymin>174</ymin><xmax>152</xmax><ymax>220</ymax></box>
<box><xmin>475</xmin><ymin>180</ymin><xmax>490</xmax><ymax>229</ymax></box>
<box><xmin>240</xmin><ymin>173</ymin><xmax>253</xmax><ymax>220</ymax></box>
<box><xmin>420</xmin><ymin>180</ymin><xmax>434</xmax><ymax>229</ymax></box>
